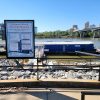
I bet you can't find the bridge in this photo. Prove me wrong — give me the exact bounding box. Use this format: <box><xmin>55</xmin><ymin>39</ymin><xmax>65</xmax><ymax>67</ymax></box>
<box><xmin>74</xmin><ymin>27</ymin><xmax>100</xmax><ymax>38</ymax></box>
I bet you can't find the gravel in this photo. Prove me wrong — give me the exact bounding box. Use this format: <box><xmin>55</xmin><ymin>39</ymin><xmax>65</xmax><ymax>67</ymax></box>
<box><xmin>37</xmin><ymin>70</ymin><xmax>99</xmax><ymax>80</ymax></box>
<box><xmin>0</xmin><ymin>69</ymin><xmax>99</xmax><ymax>80</ymax></box>
<box><xmin>0</xmin><ymin>59</ymin><xmax>99</xmax><ymax>81</ymax></box>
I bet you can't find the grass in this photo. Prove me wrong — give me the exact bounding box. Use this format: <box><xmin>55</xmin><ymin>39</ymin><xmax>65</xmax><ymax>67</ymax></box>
<box><xmin>46</xmin><ymin>54</ymin><xmax>98</xmax><ymax>64</ymax></box>
<box><xmin>0</xmin><ymin>55</ymin><xmax>6</xmax><ymax>58</ymax></box>
<box><xmin>47</xmin><ymin>55</ymin><xmax>97</xmax><ymax>59</ymax></box>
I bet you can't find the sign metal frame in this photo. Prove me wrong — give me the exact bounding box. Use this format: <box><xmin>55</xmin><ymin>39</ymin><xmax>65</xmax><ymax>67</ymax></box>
<box><xmin>4</xmin><ymin>20</ymin><xmax>35</xmax><ymax>59</ymax></box>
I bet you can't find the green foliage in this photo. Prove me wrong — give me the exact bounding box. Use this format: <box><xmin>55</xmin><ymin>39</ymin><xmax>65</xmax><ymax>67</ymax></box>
<box><xmin>35</xmin><ymin>30</ymin><xmax>95</xmax><ymax>38</ymax></box>
<box><xmin>88</xmin><ymin>32</ymin><xmax>94</xmax><ymax>37</ymax></box>
<box><xmin>36</xmin><ymin>30</ymin><xmax>70</xmax><ymax>38</ymax></box>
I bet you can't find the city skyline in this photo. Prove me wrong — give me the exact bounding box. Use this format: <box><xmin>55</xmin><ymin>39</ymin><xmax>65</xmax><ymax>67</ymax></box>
<box><xmin>0</xmin><ymin>0</ymin><xmax>100</xmax><ymax>32</ymax></box>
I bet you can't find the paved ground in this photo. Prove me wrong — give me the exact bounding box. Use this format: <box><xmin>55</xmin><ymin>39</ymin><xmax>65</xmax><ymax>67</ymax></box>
<box><xmin>0</xmin><ymin>88</ymin><xmax>100</xmax><ymax>100</ymax></box>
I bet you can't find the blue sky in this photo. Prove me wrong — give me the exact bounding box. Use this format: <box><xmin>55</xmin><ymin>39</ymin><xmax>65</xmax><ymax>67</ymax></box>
<box><xmin>0</xmin><ymin>0</ymin><xmax>100</xmax><ymax>32</ymax></box>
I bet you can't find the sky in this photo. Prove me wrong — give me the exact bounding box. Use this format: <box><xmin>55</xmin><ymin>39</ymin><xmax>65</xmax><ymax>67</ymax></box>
<box><xmin>0</xmin><ymin>0</ymin><xmax>100</xmax><ymax>32</ymax></box>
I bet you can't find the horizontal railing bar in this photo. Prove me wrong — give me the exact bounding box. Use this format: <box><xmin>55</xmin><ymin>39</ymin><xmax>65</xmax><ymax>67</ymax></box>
<box><xmin>0</xmin><ymin>58</ymin><xmax>100</xmax><ymax>59</ymax></box>
<box><xmin>0</xmin><ymin>68</ymin><xmax>99</xmax><ymax>71</ymax></box>
<box><xmin>0</xmin><ymin>64</ymin><xmax>99</xmax><ymax>67</ymax></box>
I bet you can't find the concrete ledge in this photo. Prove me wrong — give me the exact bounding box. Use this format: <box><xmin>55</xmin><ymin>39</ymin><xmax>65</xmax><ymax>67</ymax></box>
<box><xmin>0</xmin><ymin>79</ymin><xmax>100</xmax><ymax>88</ymax></box>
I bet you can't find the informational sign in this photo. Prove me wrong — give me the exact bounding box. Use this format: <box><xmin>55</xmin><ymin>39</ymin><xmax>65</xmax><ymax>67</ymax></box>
<box><xmin>5</xmin><ymin>20</ymin><xmax>35</xmax><ymax>58</ymax></box>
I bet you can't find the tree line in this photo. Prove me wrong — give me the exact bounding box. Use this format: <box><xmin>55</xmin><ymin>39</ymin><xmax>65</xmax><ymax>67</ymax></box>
<box><xmin>35</xmin><ymin>30</ymin><xmax>99</xmax><ymax>38</ymax></box>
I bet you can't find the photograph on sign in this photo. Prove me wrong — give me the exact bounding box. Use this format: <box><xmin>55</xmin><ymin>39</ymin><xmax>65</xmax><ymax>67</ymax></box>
<box><xmin>5</xmin><ymin>20</ymin><xmax>35</xmax><ymax>58</ymax></box>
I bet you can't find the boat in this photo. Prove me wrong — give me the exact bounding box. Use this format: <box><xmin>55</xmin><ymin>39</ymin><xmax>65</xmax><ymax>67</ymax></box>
<box><xmin>36</xmin><ymin>41</ymin><xmax>95</xmax><ymax>54</ymax></box>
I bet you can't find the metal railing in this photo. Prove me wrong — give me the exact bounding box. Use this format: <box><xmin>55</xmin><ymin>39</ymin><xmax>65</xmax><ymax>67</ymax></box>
<box><xmin>0</xmin><ymin>57</ymin><xmax>100</xmax><ymax>81</ymax></box>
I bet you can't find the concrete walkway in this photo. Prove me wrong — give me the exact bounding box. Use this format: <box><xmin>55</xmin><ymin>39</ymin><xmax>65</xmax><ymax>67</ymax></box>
<box><xmin>0</xmin><ymin>88</ymin><xmax>100</xmax><ymax>100</ymax></box>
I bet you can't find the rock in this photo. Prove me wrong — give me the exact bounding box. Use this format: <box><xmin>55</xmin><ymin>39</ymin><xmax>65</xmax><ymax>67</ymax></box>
<box><xmin>67</xmin><ymin>70</ymin><xmax>75</xmax><ymax>78</ymax></box>
<box><xmin>12</xmin><ymin>71</ymin><xmax>21</xmax><ymax>77</ymax></box>
<box><xmin>30</xmin><ymin>75</ymin><xmax>34</xmax><ymax>78</ymax></box>
<box><xmin>77</xmin><ymin>76</ymin><xmax>83</xmax><ymax>79</ymax></box>
<box><xmin>95</xmin><ymin>76</ymin><xmax>99</xmax><ymax>80</ymax></box>
<box><xmin>1</xmin><ymin>76</ymin><xmax>8</xmax><ymax>80</ymax></box>
<box><xmin>8</xmin><ymin>76</ymin><xmax>16</xmax><ymax>80</ymax></box>
<box><xmin>31</xmin><ymin>72</ymin><xmax>36</xmax><ymax>75</ymax></box>
<box><xmin>78</xmin><ymin>70</ymin><xmax>84</xmax><ymax>74</ymax></box>
<box><xmin>25</xmin><ymin>70</ymin><xmax>31</xmax><ymax>75</ymax></box>
<box><xmin>0</xmin><ymin>71</ymin><xmax>8</xmax><ymax>75</ymax></box>
<box><xmin>7</xmin><ymin>67</ymin><xmax>13</xmax><ymax>71</ymax></box>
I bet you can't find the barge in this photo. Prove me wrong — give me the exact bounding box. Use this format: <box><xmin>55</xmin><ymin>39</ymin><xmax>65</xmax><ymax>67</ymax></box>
<box><xmin>36</xmin><ymin>41</ymin><xmax>95</xmax><ymax>54</ymax></box>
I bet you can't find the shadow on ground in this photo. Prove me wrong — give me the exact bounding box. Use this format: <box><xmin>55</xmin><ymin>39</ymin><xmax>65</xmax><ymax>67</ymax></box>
<box><xmin>0</xmin><ymin>91</ymin><xmax>78</xmax><ymax>100</ymax></box>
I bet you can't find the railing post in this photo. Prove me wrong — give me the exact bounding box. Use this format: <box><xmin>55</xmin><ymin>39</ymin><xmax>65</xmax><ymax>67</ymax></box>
<box><xmin>37</xmin><ymin>58</ymin><xmax>39</xmax><ymax>80</ymax></box>
<box><xmin>81</xmin><ymin>93</ymin><xmax>85</xmax><ymax>100</ymax></box>
<box><xmin>98</xmin><ymin>67</ymin><xmax>100</xmax><ymax>81</ymax></box>
<box><xmin>90</xmin><ymin>59</ymin><xmax>91</xmax><ymax>66</ymax></box>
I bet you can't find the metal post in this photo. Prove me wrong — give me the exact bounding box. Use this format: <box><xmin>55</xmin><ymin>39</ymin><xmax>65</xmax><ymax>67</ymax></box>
<box><xmin>81</xmin><ymin>93</ymin><xmax>85</xmax><ymax>100</ymax></box>
<box><xmin>98</xmin><ymin>67</ymin><xmax>100</xmax><ymax>81</ymax></box>
<box><xmin>90</xmin><ymin>59</ymin><xmax>92</xmax><ymax>70</ymax></box>
<box><xmin>44</xmin><ymin>55</ymin><xmax>47</xmax><ymax>66</ymax></box>
<box><xmin>37</xmin><ymin>58</ymin><xmax>39</xmax><ymax>80</ymax></box>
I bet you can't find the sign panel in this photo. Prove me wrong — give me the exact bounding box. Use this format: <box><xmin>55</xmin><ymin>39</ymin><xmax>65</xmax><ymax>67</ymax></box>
<box><xmin>5</xmin><ymin>20</ymin><xmax>35</xmax><ymax>58</ymax></box>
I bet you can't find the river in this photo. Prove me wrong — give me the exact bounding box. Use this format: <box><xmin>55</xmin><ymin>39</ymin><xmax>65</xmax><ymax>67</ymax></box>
<box><xmin>0</xmin><ymin>38</ymin><xmax>100</xmax><ymax>49</ymax></box>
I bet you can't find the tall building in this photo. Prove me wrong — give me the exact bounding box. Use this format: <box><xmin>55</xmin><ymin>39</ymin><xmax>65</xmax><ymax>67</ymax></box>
<box><xmin>73</xmin><ymin>25</ymin><xmax>78</xmax><ymax>30</ymax></box>
<box><xmin>85</xmin><ymin>21</ymin><xmax>89</xmax><ymax>29</ymax></box>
